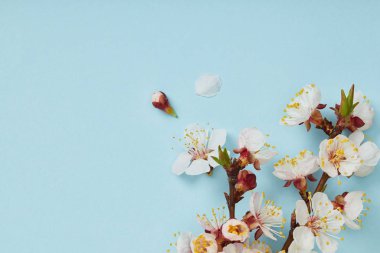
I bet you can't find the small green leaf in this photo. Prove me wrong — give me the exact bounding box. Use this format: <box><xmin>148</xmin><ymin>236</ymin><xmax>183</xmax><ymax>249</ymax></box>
<box><xmin>347</xmin><ymin>85</ymin><xmax>355</xmax><ymax>111</ymax></box>
<box><xmin>212</xmin><ymin>156</ymin><xmax>221</xmax><ymax>166</ymax></box>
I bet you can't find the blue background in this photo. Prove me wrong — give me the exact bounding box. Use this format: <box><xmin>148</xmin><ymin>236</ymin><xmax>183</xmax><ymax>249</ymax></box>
<box><xmin>1</xmin><ymin>1</ymin><xmax>379</xmax><ymax>252</ymax></box>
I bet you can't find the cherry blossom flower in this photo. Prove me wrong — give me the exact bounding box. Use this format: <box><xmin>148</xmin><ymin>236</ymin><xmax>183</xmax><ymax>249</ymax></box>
<box><xmin>195</xmin><ymin>74</ymin><xmax>222</xmax><ymax>97</ymax></box>
<box><xmin>319</xmin><ymin>134</ymin><xmax>362</xmax><ymax>178</ymax></box>
<box><xmin>351</xmin><ymin>91</ymin><xmax>374</xmax><ymax>131</ymax></box>
<box><xmin>294</xmin><ymin>192</ymin><xmax>345</xmax><ymax>253</ymax></box>
<box><xmin>273</xmin><ymin>150</ymin><xmax>319</xmax><ymax>192</ymax></box>
<box><xmin>221</xmin><ymin>219</ymin><xmax>249</xmax><ymax>242</ymax></box>
<box><xmin>348</xmin><ymin>130</ymin><xmax>380</xmax><ymax>177</ymax></box>
<box><xmin>190</xmin><ymin>233</ymin><xmax>218</xmax><ymax>253</ymax></box>
<box><xmin>280</xmin><ymin>84</ymin><xmax>325</xmax><ymax>129</ymax></box>
<box><xmin>243</xmin><ymin>192</ymin><xmax>285</xmax><ymax>241</ymax></box>
<box><xmin>151</xmin><ymin>91</ymin><xmax>177</xmax><ymax>117</ymax></box>
<box><xmin>172</xmin><ymin>124</ymin><xmax>227</xmax><ymax>175</ymax></box>
<box><xmin>176</xmin><ymin>232</ymin><xmax>192</xmax><ymax>253</ymax></box>
<box><xmin>234</xmin><ymin>128</ymin><xmax>277</xmax><ymax>170</ymax></box>
<box><xmin>332</xmin><ymin>191</ymin><xmax>369</xmax><ymax>230</ymax></box>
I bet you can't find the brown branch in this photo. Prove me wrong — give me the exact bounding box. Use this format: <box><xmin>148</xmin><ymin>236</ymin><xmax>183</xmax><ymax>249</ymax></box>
<box><xmin>227</xmin><ymin>174</ymin><xmax>238</xmax><ymax>218</ymax></box>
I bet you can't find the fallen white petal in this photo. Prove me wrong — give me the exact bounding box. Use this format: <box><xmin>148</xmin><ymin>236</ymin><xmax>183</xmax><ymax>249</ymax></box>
<box><xmin>195</xmin><ymin>74</ymin><xmax>222</xmax><ymax>97</ymax></box>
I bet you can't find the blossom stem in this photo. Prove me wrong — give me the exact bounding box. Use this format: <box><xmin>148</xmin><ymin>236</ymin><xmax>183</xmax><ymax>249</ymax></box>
<box><xmin>281</xmin><ymin>124</ymin><xmax>342</xmax><ymax>251</ymax></box>
<box><xmin>227</xmin><ymin>174</ymin><xmax>237</xmax><ymax>219</ymax></box>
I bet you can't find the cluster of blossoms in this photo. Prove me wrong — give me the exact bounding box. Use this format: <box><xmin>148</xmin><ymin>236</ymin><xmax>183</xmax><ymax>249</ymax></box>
<box><xmin>169</xmin><ymin>84</ymin><xmax>378</xmax><ymax>253</ymax></box>
<box><xmin>171</xmin><ymin>125</ymin><xmax>281</xmax><ymax>253</ymax></box>
<box><xmin>276</xmin><ymin>84</ymin><xmax>378</xmax><ymax>253</ymax></box>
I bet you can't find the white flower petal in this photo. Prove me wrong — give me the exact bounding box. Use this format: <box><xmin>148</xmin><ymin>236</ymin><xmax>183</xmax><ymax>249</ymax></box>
<box><xmin>207</xmin><ymin>150</ymin><xmax>220</xmax><ymax>168</ymax></box>
<box><xmin>186</xmin><ymin>159</ymin><xmax>211</xmax><ymax>175</ymax></box>
<box><xmin>321</xmin><ymin>160</ymin><xmax>338</xmax><ymax>178</ymax></box>
<box><xmin>339</xmin><ymin>161</ymin><xmax>359</xmax><ymax>177</ymax></box>
<box><xmin>255</xmin><ymin>149</ymin><xmax>277</xmax><ymax>165</ymax></box>
<box><xmin>324</xmin><ymin>209</ymin><xmax>344</xmax><ymax>234</ymax></box>
<box><xmin>238</xmin><ymin>128</ymin><xmax>266</xmax><ymax>152</ymax></box>
<box><xmin>249</xmin><ymin>192</ymin><xmax>264</xmax><ymax>218</ymax></box>
<box><xmin>177</xmin><ymin>232</ymin><xmax>192</xmax><ymax>253</ymax></box>
<box><xmin>222</xmin><ymin>243</ymin><xmax>243</xmax><ymax>253</ymax></box>
<box><xmin>172</xmin><ymin>153</ymin><xmax>192</xmax><ymax>175</ymax></box>
<box><xmin>355</xmin><ymin>164</ymin><xmax>375</xmax><ymax>177</ymax></box>
<box><xmin>343</xmin><ymin>216</ymin><xmax>361</xmax><ymax>230</ymax></box>
<box><xmin>207</xmin><ymin>129</ymin><xmax>227</xmax><ymax>151</ymax></box>
<box><xmin>319</xmin><ymin>139</ymin><xmax>338</xmax><ymax>178</ymax></box>
<box><xmin>348</xmin><ymin>131</ymin><xmax>364</xmax><ymax>146</ymax></box>
<box><xmin>344</xmin><ymin>191</ymin><xmax>364</xmax><ymax>220</ymax></box>
<box><xmin>195</xmin><ymin>74</ymin><xmax>222</xmax><ymax>97</ymax></box>
<box><xmin>312</xmin><ymin>192</ymin><xmax>333</xmax><ymax>218</ymax></box>
<box><xmin>289</xmin><ymin>241</ymin><xmax>315</xmax><ymax>253</ymax></box>
<box><xmin>353</xmin><ymin>91</ymin><xmax>374</xmax><ymax>131</ymax></box>
<box><xmin>295</xmin><ymin>200</ymin><xmax>309</xmax><ymax>226</ymax></box>
<box><xmin>359</xmin><ymin>141</ymin><xmax>380</xmax><ymax>167</ymax></box>
<box><xmin>293</xmin><ymin>226</ymin><xmax>315</xmax><ymax>250</ymax></box>
<box><xmin>316</xmin><ymin>233</ymin><xmax>338</xmax><ymax>253</ymax></box>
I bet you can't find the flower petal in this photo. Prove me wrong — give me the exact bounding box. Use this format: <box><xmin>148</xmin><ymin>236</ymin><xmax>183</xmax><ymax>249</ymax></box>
<box><xmin>172</xmin><ymin>153</ymin><xmax>192</xmax><ymax>175</ymax></box>
<box><xmin>316</xmin><ymin>233</ymin><xmax>338</xmax><ymax>253</ymax></box>
<box><xmin>176</xmin><ymin>232</ymin><xmax>192</xmax><ymax>253</ymax></box>
<box><xmin>238</xmin><ymin>128</ymin><xmax>266</xmax><ymax>152</ymax></box>
<box><xmin>359</xmin><ymin>141</ymin><xmax>380</xmax><ymax>167</ymax></box>
<box><xmin>353</xmin><ymin>91</ymin><xmax>374</xmax><ymax>131</ymax></box>
<box><xmin>348</xmin><ymin>131</ymin><xmax>364</xmax><ymax>146</ymax></box>
<box><xmin>195</xmin><ymin>74</ymin><xmax>222</xmax><ymax>97</ymax></box>
<box><xmin>312</xmin><ymin>192</ymin><xmax>333</xmax><ymax>218</ymax></box>
<box><xmin>207</xmin><ymin>150</ymin><xmax>220</xmax><ymax>168</ymax></box>
<box><xmin>186</xmin><ymin>159</ymin><xmax>211</xmax><ymax>175</ymax></box>
<box><xmin>295</xmin><ymin>200</ymin><xmax>309</xmax><ymax>226</ymax></box>
<box><xmin>355</xmin><ymin>164</ymin><xmax>375</xmax><ymax>177</ymax></box>
<box><xmin>249</xmin><ymin>192</ymin><xmax>263</xmax><ymax>218</ymax></box>
<box><xmin>293</xmin><ymin>226</ymin><xmax>315</xmax><ymax>250</ymax></box>
<box><xmin>207</xmin><ymin>129</ymin><xmax>227</xmax><ymax>151</ymax></box>
<box><xmin>343</xmin><ymin>216</ymin><xmax>361</xmax><ymax>230</ymax></box>
<box><xmin>344</xmin><ymin>191</ymin><xmax>364</xmax><ymax>220</ymax></box>
<box><xmin>255</xmin><ymin>149</ymin><xmax>277</xmax><ymax>165</ymax></box>
<box><xmin>339</xmin><ymin>161</ymin><xmax>359</xmax><ymax>177</ymax></box>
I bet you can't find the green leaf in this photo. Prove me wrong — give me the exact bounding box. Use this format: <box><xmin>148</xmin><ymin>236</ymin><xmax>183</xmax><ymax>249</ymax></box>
<box><xmin>339</xmin><ymin>89</ymin><xmax>348</xmax><ymax>116</ymax></box>
<box><xmin>347</xmin><ymin>84</ymin><xmax>355</xmax><ymax>113</ymax></box>
<box><xmin>212</xmin><ymin>156</ymin><xmax>221</xmax><ymax>165</ymax></box>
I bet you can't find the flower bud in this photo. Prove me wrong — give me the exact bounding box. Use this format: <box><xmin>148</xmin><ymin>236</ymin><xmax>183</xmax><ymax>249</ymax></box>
<box><xmin>151</xmin><ymin>91</ymin><xmax>177</xmax><ymax>118</ymax></box>
<box><xmin>235</xmin><ymin>170</ymin><xmax>257</xmax><ymax>193</ymax></box>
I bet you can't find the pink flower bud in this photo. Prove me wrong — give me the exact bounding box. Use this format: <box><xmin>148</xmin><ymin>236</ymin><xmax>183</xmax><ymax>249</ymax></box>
<box><xmin>151</xmin><ymin>91</ymin><xmax>177</xmax><ymax>118</ymax></box>
<box><xmin>235</xmin><ymin>170</ymin><xmax>257</xmax><ymax>193</ymax></box>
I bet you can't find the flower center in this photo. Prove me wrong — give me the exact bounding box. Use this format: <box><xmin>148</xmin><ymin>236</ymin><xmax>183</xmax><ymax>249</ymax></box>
<box><xmin>329</xmin><ymin>148</ymin><xmax>345</xmax><ymax>168</ymax></box>
<box><xmin>227</xmin><ymin>224</ymin><xmax>246</xmax><ymax>236</ymax></box>
<box><xmin>306</xmin><ymin>216</ymin><xmax>322</xmax><ymax>235</ymax></box>
<box><xmin>192</xmin><ymin>235</ymin><xmax>212</xmax><ymax>253</ymax></box>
